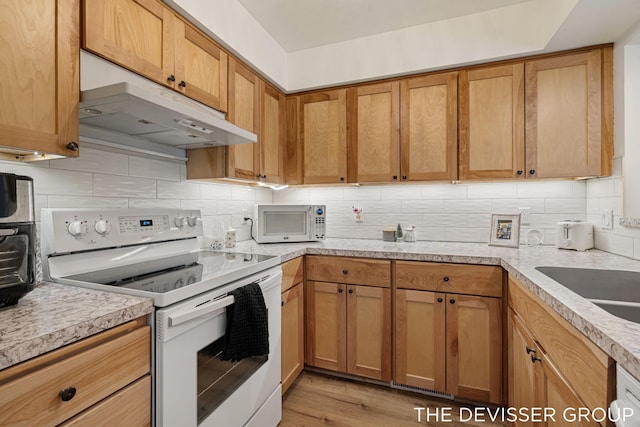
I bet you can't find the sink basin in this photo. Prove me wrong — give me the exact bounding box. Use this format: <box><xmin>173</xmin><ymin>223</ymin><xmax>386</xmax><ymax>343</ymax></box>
<box><xmin>535</xmin><ymin>266</ymin><xmax>640</xmax><ymax>323</ymax></box>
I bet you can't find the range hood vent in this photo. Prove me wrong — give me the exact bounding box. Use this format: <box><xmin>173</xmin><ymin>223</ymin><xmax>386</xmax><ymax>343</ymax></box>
<box><xmin>79</xmin><ymin>82</ymin><xmax>256</xmax><ymax>150</ymax></box>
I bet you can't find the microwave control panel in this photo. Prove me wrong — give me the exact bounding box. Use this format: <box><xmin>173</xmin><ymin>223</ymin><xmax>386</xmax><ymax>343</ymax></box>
<box><xmin>313</xmin><ymin>206</ymin><xmax>326</xmax><ymax>240</ymax></box>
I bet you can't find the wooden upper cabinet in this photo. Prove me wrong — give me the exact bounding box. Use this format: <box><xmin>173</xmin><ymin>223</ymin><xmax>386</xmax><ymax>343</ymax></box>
<box><xmin>401</xmin><ymin>72</ymin><xmax>458</xmax><ymax>181</ymax></box>
<box><xmin>260</xmin><ymin>82</ymin><xmax>285</xmax><ymax>183</ymax></box>
<box><xmin>173</xmin><ymin>19</ymin><xmax>228</xmax><ymax>111</ymax></box>
<box><xmin>83</xmin><ymin>0</ymin><xmax>173</xmax><ymax>86</ymax></box>
<box><xmin>227</xmin><ymin>58</ymin><xmax>260</xmax><ymax>180</ymax></box>
<box><xmin>83</xmin><ymin>0</ymin><xmax>228</xmax><ymax>112</ymax></box>
<box><xmin>348</xmin><ymin>82</ymin><xmax>400</xmax><ymax>183</ymax></box>
<box><xmin>525</xmin><ymin>49</ymin><xmax>610</xmax><ymax>178</ymax></box>
<box><xmin>0</xmin><ymin>0</ymin><xmax>79</xmax><ymax>158</ymax></box>
<box><xmin>459</xmin><ymin>64</ymin><xmax>524</xmax><ymax>179</ymax></box>
<box><xmin>299</xmin><ymin>90</ymin><xmax>348</xmax><ymax>184</ymax></box>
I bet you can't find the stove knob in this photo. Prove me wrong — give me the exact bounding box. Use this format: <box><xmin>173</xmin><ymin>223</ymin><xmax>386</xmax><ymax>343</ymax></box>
<box><xmin>174</xmin><ymin>278</ymin><xmax>185</xmax><ymax>289</ymax></box>
<box><xmin>187</xmin><ymin>216</ymin><xmax>198</xmax><ymax>227</ymax></box>
<box><xmin>67</xmin><ymin>221</ymin><xmax>87</xmax><ymax>238</ymax></box>
<box><xmin>175</xmin><ymin>216</ymin><xmax>186</xmax><ymax>229</ymax></box>
<box><xmin>94</xmin><ymin>220</ymin><xmax>111</xmax><ymax>236</ymax></box>
<box><xmin>186</xmin><ymin>275</ymin><xmax>198</xmax><ymax>286</ymax></box>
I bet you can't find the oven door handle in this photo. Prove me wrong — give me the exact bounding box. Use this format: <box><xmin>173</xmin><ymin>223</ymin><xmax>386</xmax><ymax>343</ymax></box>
<box><xmin>168</xmin><ymin>294</ymin><xmax>235</xmax><ymax>327</ymax></box>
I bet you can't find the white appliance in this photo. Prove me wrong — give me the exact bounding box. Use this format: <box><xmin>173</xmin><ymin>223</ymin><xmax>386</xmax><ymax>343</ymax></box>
<box><xmin>556</xmin><ymin>220</ymin><xmax>594</xmax><ymax>251</ymax></box>
<box><xmin>40</xmin><ymin>208</ymin><xmax>282</xmax><ymax>427</ymax></box>
<box><xmin>610</xmin><ymin>366</ymin><xmax>640</xmax><ymax>427</ymax></box>
<box><xmin>254</xmin><ymin>204</ymin><xmax>326</xmax><ymax>243</ymax></box>
<box><xmin>79</xmin><ymin>82</ymin><xmax>257</xmax><ymax>149</ymax></box>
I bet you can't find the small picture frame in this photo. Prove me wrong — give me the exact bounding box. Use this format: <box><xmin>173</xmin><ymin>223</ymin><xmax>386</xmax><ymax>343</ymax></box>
<box><xmin>489</xmin><ymin>214</ymin><xmax>521</xmax><ymax>248</ymax></box>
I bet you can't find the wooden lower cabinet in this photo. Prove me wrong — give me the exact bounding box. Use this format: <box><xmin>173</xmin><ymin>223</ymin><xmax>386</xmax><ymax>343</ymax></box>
<box><xmin>509</xmin><ymin>309</ymin><xmax>600</xmax><ymax>427</ymax></box>
<box><xmin>281</xmin><ymin>282</ymin><xmax>304</xmax><ymax>394</ymax></box>
<box><xmin>306</xmin><ymin>280</ymin><xmax>391</xmax><ymax>381</ymax></box>
<box><xmin>395</xmin><ymin>289</ymin><xmax>502</xmax><ymax>404</ymax></box>
<box><xmin>0</xmin><ymin>318</ymin><xmax>150</xmax><ymax>427</ymax></box>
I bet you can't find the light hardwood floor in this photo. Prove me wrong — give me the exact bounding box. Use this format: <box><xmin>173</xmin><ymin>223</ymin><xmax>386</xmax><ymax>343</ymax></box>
<box><xmin>281</xmin><ymin>372</ymin><xmax>510</xmax><ymax>427</ymax></box>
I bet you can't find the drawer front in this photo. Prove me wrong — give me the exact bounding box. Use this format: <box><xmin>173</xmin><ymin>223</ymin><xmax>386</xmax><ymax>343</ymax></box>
<box><xmin>508</xmin><ymin>276</ymin><xmax>612</xmax><ymax>412</ymax></box>
<box><xmin>0</xmin><ymin>326</ymin><xmax>150</xmax><ymax>427</ymax></box>
<box><xmin>306</xmin><ymin>256</ymin><xmax>391</xmax><ymax>287</ymax></box>
<box><xmin>60</xmin><ymin>375</ymin><xmax>151</xmax><ymax>427</ymax></box>
<box><xmin>282</xmin><ymin>257</ymin><xmax>304</xmax><ymax>293</ymax></box>
<box><xmin>396</xmin><ymin>261</ymin><xmax>503</xmax><ymax>297</ymax></box>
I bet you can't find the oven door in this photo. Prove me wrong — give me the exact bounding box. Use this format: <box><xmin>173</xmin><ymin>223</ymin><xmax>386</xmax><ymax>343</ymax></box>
<box><xmin>156</xmin><ymin>268</ymin><xmax>282</xmax><ymax>427</ymax></box>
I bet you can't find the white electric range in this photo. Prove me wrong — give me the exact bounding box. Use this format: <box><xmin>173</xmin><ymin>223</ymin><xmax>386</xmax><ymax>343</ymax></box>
<box><xmin>40</xmin><ymin>208</ymin><xmax>282</xmax><ymax>427</ymax></box>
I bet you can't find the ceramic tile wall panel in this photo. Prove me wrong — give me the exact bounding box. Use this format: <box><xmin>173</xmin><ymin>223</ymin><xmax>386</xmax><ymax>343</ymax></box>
<box><xmin>0</xmin><ymin>148</ymin><xmax>272</xmax><ymax>246</ymax></box>
<box><xmin>94</xmin><ymin>174</ymin><xmax>156</xmax><ymax>198</ymax></box>
<box><xmin>587</xmin><ymin>176</ymin><xmax>640</xmax><ymax>260</ymax></box>
<box><xmin>50</xmin><ymin>147</ymin><xmax>129</xmax><ymax>176</ymax></box>
<box><xmin>129</xmin><ymin>156</ymin><xmax>181</xmax><ymax>181</ymax></box>
<box><xmin>275</xmin><ymin>180</ymin><xmax>588</xmax><ymax>245</ymax></box>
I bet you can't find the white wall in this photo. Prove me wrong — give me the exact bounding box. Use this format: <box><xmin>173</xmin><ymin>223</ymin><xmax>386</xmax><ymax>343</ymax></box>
<box><xmin>0</xmin><ymin>147</ymin><xmax>271</xmax><ymax>241</ymax></box>
<box><xmin>273</xmin><ymin>181</ymin><xmax>587</xmax><ymax>245</ymax></box>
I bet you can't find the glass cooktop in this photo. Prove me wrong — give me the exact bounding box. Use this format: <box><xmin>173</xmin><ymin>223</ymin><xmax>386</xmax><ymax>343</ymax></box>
<box><xmin>60</xmin><ymin>251</ymin><xmax>278</xmax><ymax>295</ymax></box>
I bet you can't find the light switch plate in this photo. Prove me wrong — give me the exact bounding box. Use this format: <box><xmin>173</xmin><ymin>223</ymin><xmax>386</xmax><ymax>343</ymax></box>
<box><xmin>601</xmin><ymin>209</ymin><xmax>614</xmax><ymax>230</ymax></box>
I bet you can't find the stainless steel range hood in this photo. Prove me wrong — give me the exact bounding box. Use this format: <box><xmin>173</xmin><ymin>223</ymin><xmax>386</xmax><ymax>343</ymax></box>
<box><xmin>79</xmin><ymin>82</ymin><xmax>256</xmax><ymax>150</ymax></box>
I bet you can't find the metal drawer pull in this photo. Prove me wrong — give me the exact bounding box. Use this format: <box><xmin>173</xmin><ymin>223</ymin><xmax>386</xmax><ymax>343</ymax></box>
<box><xmin>531</xmin><ymin>355</ymin><xmax>542</xmax><ymax>363</ymax></box>
<box><xmin>59</xmin><ymin>387</ymin><xmax>76</xmax><ymax>402</ymax></box>
<box><xmin>526</xmin><ymin>346</ymin><xmax>536</xmax><ymax>354</ymax></box>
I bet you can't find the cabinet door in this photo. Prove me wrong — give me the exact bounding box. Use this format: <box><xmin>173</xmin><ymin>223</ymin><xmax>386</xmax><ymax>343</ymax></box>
<box><xmin>348</xmin><ymin>82</ymin><xmax>400</xmax><ymax>183</ymax></box>
<box><xmin>400</xmin><ymin>73</ymin><xmax>458</xmax><ymax>181</ymax></box>
<box><xmin>227</xmin><ymin>58</ymin><xmax>260</xmax><ymax>180</ymax></box>
<box><xmin>459</xmin><ymin>64</ymin><xmax>524</xmax><ymax>179</ymax></box>
<box><xmin>539</xmin><ymin>348</ymin><xmax>600</xmax><ymax>427</ymax></box>
<box><xmin>0</xmin><ymin>0</ymin><xmax>79</xmax><ymax>158</ymax></box>
<box><xmin>395</xmin><ymin>290</ymin><xmax>446</xmax><ymax>391</ymax></box>
<box><xmin>508</xmin><ymin>310</ymin><xmax>543</xmax><ymax>427</ymax></box>
<box><xmin>284</xmin><ymin>96</ymin><xmax>303</xmax><ymax>184</ymax></box>
<box><xmin>305</xmin><ymin>281</ymin><xmax>347</xmax><ymax>372</ymax></box>
<box><xmin>281</xmin><ymin>282</ymin><xmax>304</xmax><ymax>394</ymax></box>
<box><xmin>346</xmin><ymin>285</ymin><xmax>391</xmax><ymax>381</ymax></box>
<box><xmin>525</xmin><ymin>50</ymin><xmax>603</xmax><ymax>178</ymax></box>
<box><xmin>299</xmin><ymin>90</ymin><xmax>348</xmax><ymax>184</ymax></box>
<box><xmin>83</xmin><ymin>0</ymin><xmax>174</xmax><ymax>88</ymax></box>
<box><xmin>260</xmin><ymin>82</ymin><xmax>285</xmax><ymax>183</ymax></box>
<box><xmin>173</xmin><ymin>18</ymin><xmax>228</xmax><ymax>112</ymax></box>
<box><xmin>446</xmin><ymin>294</ymin><xmax>502</xmax><ymax>404</ymax></box>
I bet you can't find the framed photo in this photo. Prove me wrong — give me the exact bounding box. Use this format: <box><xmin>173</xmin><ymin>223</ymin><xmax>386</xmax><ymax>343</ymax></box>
<box><xmin>489</xmin><ymin>214</ymin><xmax>521</xmax><ymax>248</ymax></box>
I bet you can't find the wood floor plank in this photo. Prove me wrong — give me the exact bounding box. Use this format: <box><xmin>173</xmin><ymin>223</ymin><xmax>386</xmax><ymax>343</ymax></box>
<box><xmin>281</xmin><ymin>372</ymin><xmax>510</xmax><ymax>427</ymax></box>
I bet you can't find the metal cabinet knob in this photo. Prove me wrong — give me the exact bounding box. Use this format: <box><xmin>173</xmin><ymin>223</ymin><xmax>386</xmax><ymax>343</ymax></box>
<box><xmin>66</xmin><ymin>141</ymin><xmax>79</xmax><ymax>151</ymax></box>
<box><xmin>517</xmin><ymin>170</ymin><xmax>523</xmax><ymax>175</ymax></box>
<box><xmin>179</xmin><ymin>80</ymin><xmax>187</xmax><ymax>88</ymax></box>
<box><xmin>437</xmin><ymin>297</ymin><xmax>443</xmax><ymax>303</ymax></box>
<box><xmin>339</xmin><ymin>177</ymin><xmax>345</xmax><ymax>182</ymax></box>
<box><xmin>348</xmin><ymin>289</ymin><xmax>353</xmax><ymax>294</ymax></box>
<box><xmin>531</xmin><ymin>354</ymin><xmax>542</xmax><ymax>363</ymax></box>
<box><xmin>402</xmin><ymin>175</ymin><xmax>407</xmax><ymax>180</ymax></box>
<box><xmin>443</xmin><ymin>276</ymin><xmax>450</xmax><ymax>282</ymax></box>
<box><xmin>167</xmin><ymin>74</ymin><xmax>176</xmax><ymax>82</ymax></box>
<box><xmin>338</xmin><ymin>288</ymin><xmax>343</xmax><ymax>293</ymax></box>
<box><xmin>526</xmin><ymin>346</ymin><xmax>536</xmax><ymax>354</ymax></box>
<box><xmin>59</xmin><ymin>387</ymin><xmax>76</xmax><ymax>402</ymax></box>
<box><xmin>342</xmin><ymin>269</ymin><xmax>348</xmax><ymax>274</ymax></box>
<box><xmin>449</xmin><ymin>299</ymin><xmax>455</xmax><ymax>304</ymax></box>
<box><xmin>392</xmin><ymin>175</ymin><xmax>398</xmax><ymax>180</ymax></box>
<box><xmin>529</xmin><ymin>169</ymin><xmax>536</xmax><ymax>175</ymax></box>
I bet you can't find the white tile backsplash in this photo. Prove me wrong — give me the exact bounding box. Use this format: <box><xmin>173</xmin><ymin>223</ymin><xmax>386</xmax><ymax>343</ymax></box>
<box><xmin>11</xmin><ymin>145</ymin><xmax>636</xmax><ymax>254</ymax></box>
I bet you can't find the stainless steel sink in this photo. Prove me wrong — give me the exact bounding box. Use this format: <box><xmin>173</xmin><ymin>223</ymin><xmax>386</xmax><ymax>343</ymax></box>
<box><xmin>535</xmin><ymin>266</ymin><xmax>640</xmax><ymax>323</ymax></box>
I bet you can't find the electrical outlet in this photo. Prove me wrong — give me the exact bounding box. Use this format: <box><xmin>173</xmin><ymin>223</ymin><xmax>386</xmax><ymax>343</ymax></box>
<box><xmin>601</xmin><ymin>209</ymin><xmax>614</xmax><ymax>230</ymax></box>
<box><xmin>519</xmin><ymin>207</ymin><xmax>531</xmax><ymax>225</ymax></box>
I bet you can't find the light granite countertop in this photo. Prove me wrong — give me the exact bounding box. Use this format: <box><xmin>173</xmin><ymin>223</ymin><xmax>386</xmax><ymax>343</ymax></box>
<box><xmin>230</xmin><ymin>238</ymin><xmax>640</xmax><ymax>381</ymax></box>
<box><xmin>0</xmin><ymin>282</ymin><xmax>153</xmax><ymax>370</ymax></box>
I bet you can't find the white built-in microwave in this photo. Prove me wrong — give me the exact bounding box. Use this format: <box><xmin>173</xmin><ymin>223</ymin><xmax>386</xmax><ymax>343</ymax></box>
<box><xmin>254</xmin><ymin>204</ymin><xmax>326</xmax><ymax>243</ymax></box>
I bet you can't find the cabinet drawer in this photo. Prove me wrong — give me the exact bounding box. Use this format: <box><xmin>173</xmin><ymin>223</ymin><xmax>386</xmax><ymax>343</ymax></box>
<box><xmin>60</xmin><ymin>375</ymin><xmax>151</xmax><ymax>427</ymax></box>
<box><xmin>0</xmin><ymin>326</ymin><xmax>150</xmax><ymax>427</ymax></box>
<box><xmin>508</xmin><ymin>276</ymin><xmax>612</xmax><ymax>413</ymax></box>
<box><xmin>306</xmin><ymin>256</ymin><xmax>391</xmax><ymax>287</ymax></box>
<box><xmin>396</xmin><ymin>261</ymin><xmax>503</xmax><ymax>297</ymax></box>
<box><xmin>282</xmin><ymin>257</ymin><xmax>304</xmax><ymax>292</ymax></box>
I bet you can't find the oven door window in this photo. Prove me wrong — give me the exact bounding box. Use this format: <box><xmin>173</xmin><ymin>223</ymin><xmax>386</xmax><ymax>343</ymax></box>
<box><xmin>197</xmin><ymin>337</ymin><xmax>267</xmax><ymax>425</ymax></box>
<box><xmin>263</xmin><ymin>211</ymin><xmax>307</xmax><ymax>236</ymax></box>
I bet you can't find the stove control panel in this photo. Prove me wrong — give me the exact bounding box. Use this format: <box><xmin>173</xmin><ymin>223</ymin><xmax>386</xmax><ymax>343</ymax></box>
<box><xmin>41</xmin><ymin>208</ymin><xmax>203</xmax><ymax>255</ymax></box>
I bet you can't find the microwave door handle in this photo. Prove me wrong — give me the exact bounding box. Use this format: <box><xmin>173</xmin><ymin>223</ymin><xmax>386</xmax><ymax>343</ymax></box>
<box><xmin>168</xmin><ymin>294</ymin><xmax>235</xmax><ymax>327</ymax></box>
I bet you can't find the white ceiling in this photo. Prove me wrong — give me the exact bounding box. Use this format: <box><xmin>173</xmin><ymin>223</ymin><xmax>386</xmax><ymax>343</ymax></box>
<box><xmin>238</xmin><ymin>0</ymin><xmax>531</xmax><ymax>52</ymax></box>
